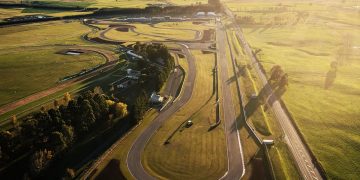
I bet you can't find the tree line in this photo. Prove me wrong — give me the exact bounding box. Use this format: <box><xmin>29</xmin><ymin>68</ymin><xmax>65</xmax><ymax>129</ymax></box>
<box><xmin>0</xmin><ymin>90</ymin><xmax>128</xmax><ymax>178</ymax></box>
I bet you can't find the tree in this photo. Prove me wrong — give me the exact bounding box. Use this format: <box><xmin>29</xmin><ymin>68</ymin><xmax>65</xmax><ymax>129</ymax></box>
<box><xmin>11</xmin><ymin>115</ymin><xmax>19</xmax><ymax>129</ymax></box>
<box><xmin>66</xmin><ymin>168</ymin><xmax>75</xmax><ymax>179</ymax></box>
<box><xmin>21</xmin><ymin>118</ymin><xmax>39</xmax><ymax>138</ymax></box>
<box><xmin>29</xmin><ymin>149</ymin><xmax>53</xmax><ymax>175</ymax></box>
<box><xmin>93</xmin><ymin>94</ymin><xmax>109</xmax><ymax>121</ymax></box>
<box><xmin>53</xmin><ymin>99</ymin><xmax>59</xmax><ymax>109</ymax></box>
<box><xmin>49</xmin><ymin>131</ymin><xmax>67</xmax><ymax>152</ymax></box>
<box><xmin>67</xmin><ymin>100</ymin><xmax>78</xmax><ymax>126</ymax></box>
<box><xmin>93</xmin><ymin>86</ymin><xmax>104</xmax><ymax>95</ymax></box>
<box><xmin>0</xmin><ymin>131</ymin><xmax>15</xmax><ymax>157</ymax></box>
<box><xmin>63</xmin><ymin>92</ymin><xmax>71</xmax><ymax>104</ymax></box>
<box><xmin>48</xmin><ymin>108</ymin><xmax>65</xmax><ymax>131</ymax></box>
<box><xmin>106</xmin><ymin>99</ymin><xmax>115</xmax><ymax>107</ymax></box>
<box><xmin>278</xmin><ymin>73</ymin><xmax>288</xmax><ymax>88</ymax></box>
<box><xmin>269</xmin><ymin>65</ymin><xmax>284</xmax><ymax>82</ymax></box>
<box><xmin>61</xmin><ymin>125</ymin><xmax>74</xmax><ymax>145</ymax></box>
<box><xmin>75</xmin><ymin>100</ymin><xmax>96</xmax><ymax>135</ymax></box>
<box><xmin>115</xmin><ymin>102</ymin><xmax>128</xmax><ymax>118</ymax></box>
<box><xmin>132</xmin><ymin>90</ymin><xmax>149</xmax><ymax>122</ymax></box>
<box><xmin>34</xmin><ymin>111</ymin><xmax>52</xmax><ymax>134</ymax></box>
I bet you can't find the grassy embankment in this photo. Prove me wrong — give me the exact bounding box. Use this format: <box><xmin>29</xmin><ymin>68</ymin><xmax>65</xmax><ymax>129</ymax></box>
<box><xmin>142</xmin><ymin>50</ymin><xmax>226</xmax><ymax>179</ymax></box>
<box><xmin>0</xmin><ymin>20</ymin><xmax>116</xmax><ymax>122</ymax></box>
<box><xmin>227</xmin><ymin>1</ymin><xmax>360</xmax><ymax>179</ymax></box>
<box><xmin>226</xmin><ymin>25</ymin><xmax>301</xmax><ymax>179</ymax></box>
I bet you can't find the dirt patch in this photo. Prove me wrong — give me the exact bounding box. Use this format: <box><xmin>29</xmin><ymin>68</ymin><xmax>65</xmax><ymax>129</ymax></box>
<box><xmin>201</xmin><ymin>29</ymin><xmax>215</xmax><ymax>42</ymax></box>
<box><xmin>115</xmin><ymin>27</ymin><xmax>129</xmax><ymax>32</ymax></box>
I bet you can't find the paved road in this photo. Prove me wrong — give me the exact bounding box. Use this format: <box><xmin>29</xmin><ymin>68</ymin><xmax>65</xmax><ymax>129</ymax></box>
<box><xmin>126</xmin><ymin>45</ymin><xmax>196</xmax><ymax>179</ymax></box>
<box><xmin>216</xmin><ymin>23</ymin><xmax>245</xmax><ymax>180</ymax></box>
<box><xmin>224</xmin><ymin>6</ymin><xmax>323</xmax><ymax>180</ymax></box>
<box><xmin>162</xmin><ymin>53</ymin><xmax>184</xmax><ymax>101</ymax></box>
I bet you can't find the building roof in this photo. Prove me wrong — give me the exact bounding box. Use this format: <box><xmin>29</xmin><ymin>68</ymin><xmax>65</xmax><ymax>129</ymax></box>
<box><xmin>150</xmin><ymin>92</ymin><xmax>164</xmax><ymax>103</ymax></box>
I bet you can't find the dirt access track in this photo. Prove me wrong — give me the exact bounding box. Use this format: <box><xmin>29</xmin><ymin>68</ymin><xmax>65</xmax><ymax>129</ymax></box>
<box><xmin>0</xmin><ymin>46</ymin><xmax>118</xmax><ymax>117</ymax></box>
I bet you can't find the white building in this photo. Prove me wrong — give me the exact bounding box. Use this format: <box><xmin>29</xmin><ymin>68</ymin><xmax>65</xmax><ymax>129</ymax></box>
<box><xmin>195</xmin><ymin>12</ymin><xmax>206</xmax><ymax>17</ymax></box>
<box><xmin>207</xmin><ymin>12</ymin><xmax>217</xmax><ymax>17</ymax></box>
<box><xmin>126</xmin><ymin>69</ymin><xmax>141</xmax><ymax>80</ymax></box>
<box><xmin>150</xmin><ymin>92</ymin><xmax>164</xmax><ymax>104</ymax></box>
<box><xmin>126</xmin><ymin>50</ymin><xmax>143</xmax><ymax>61</ymax></box>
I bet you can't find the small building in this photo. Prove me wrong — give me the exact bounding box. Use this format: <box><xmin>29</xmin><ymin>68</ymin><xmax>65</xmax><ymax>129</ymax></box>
<box><xmin>263</xmin><ymin>139</ymin><xmax>274</xmax><ymax>145</ymax></box>
<box><xmin>152</xmin><ymin>17</ymin><xmax>165</xmax><ymax>22</ymax></box>
<box><xmin>114</xmin><ymin>77</ymin><xmax>136</xmax><ymax>89</ymax></box>
<box><xmin>126</xmin><ymin>50</ymin><xmax>143</xmax><ymax>61</ymax></box>
<box><xmin>126</xmin><ymin>69</ymin><xmax>141</xmax><ymax>80</ymax></box>
<box><xmin>150</xmin><ymin>92</ymin><xmax>164</xmax><ymax>104</ymax></box>
<box><xmin>169</xmin><ymin>17</ymin><xmax>184</xmax><ymax>22</ymax></box>
<box><xmin>185</xmin><ymin>120</ymin><xmax>193</xmax><ymax>128</ymax></box>
<box><xmin>195</xmin><ymin>12</ymin><xmax>206</xmax><ymax>18</ymax></box>
<box><xmin>207</xmin><ymin>12</ymin><xmax>217</xmax><ymax>17</ymax></box>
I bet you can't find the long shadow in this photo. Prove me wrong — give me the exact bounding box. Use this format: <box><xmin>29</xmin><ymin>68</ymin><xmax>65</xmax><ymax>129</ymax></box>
<box><xmin>95</xmin><ymin>159</ymin><xmax>126</xmax><ymax>180</ymax></box>
<box><xmin>245</xmin><ymin>82</ymin><xmax>287</xmax><ymax>116</ymax></box>
<box><xmin>243</xmin><ymin>83</ymin><xmax>270</xmax><ymax>119</ymax></box>
<box><xmin>230</xmin><ymin>112</ymin><xmax>262</xmax><ymax>147</ymax></box>
<box><xmin>226</xmin><ymin>65</ymin><xmax>246</xmax><ymax>85</ymax></box>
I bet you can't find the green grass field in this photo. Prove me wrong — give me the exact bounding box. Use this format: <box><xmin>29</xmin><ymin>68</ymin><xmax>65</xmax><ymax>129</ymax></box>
<box><xmin>0</xmin><ymin>7</ymin><xmax>92</xmax><ymax>21</ymax></box>
<box><xmin>226</xmin><ymin>0</ymin><xmax>360</xmax><ymax>179</ymax></box>
<box><xmin>0</xmin><ymin>46</ymin><xmax>105</xmax><ymax>106</ymax></box>
<box><xmin>0</xmin><ymin>20</ymin><xmax>97</xmax><ymax>48</ymax></box>
<box><xmin>142</xmin><ymin>50</ymin><xmax>226</xmax><ymax>179</ymax></box>
<box><xmin>0</xmin><ymin>20</ymin><xmax>113</xmax><ymax>106</ymax></box>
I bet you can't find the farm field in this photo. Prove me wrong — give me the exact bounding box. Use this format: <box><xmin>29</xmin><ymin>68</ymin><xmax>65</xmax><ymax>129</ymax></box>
<box><xmin>142</xmin><ymin>50</ymin><xmax>227</xmax><ymax>179</ymax></box>
<box><xmin>0</xmin><ymin>20</ymin><xmax>113</xmax><ymax>106</ymax></box>
<box><xmin>226</xmin><ymin>0</ymin><xmax>360</xmax><ymax>179</ymax></box>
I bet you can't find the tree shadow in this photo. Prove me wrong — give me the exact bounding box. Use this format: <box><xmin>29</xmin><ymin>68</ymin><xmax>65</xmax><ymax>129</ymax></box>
<box><xmin>248</xmin><ymin>149</ymin><xmax>271</xmax><ymax>180</ymax></box>
<box><xmin>230</xmin><ymin>112</ymin><xmax>262</xmax><ymax>147</ymax></box>
<box><xmin>247</xmin><ymin>82</ymin><xmax>287</xmax><ymax>115</ymax></box>
<box><xmin>95</xmin><ymin>159</ymin><xmax>126</xmax><ymax>180</ymax></box>
<box><xmin>226</xmin><ymin>65</ymin><xmax>246</xmax><ymax>85</ymax></box>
